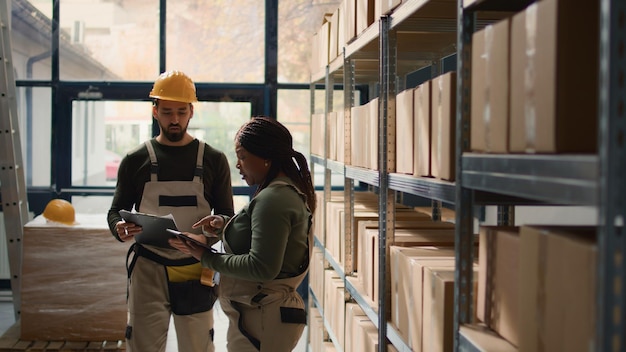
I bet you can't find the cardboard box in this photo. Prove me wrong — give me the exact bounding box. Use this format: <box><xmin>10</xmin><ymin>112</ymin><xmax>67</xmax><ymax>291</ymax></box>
<box><xmin>519</xmin><ymin>226</ymin><xmax>597</xmax><ymax>352</ymax></box>
<box><xmin>337</xmin><ymin>109</ymin><xmax>346</xmax><ymax>163</ymax></box>
<box><xmin>409</xmin><ymin>260</ymin><xmax>456</xmax><ymax>351</ymax></box>
<box><xmin>343</xmin><ymin>0</ymin><xmax>357</xmax><ymax>44</ymax></box>
<box><xmin>308</xmin><ymin>307</ymin><xmax>328</xmax><ymax>352</ymax></box>
<box><xmin>329</xmin><ymin>111</ymin><xmax>338</xmax><ymax>160</ymax></box>
<box><xmin>356</xmin><ymin>0</ymin><xmax>375</xmax><ymax>36</ymax></box>
<box><xmin>357</xmin><ymin>217</ymin><xmax>450</xmax><ymax>288</ymax></box>
<box><xmin>345</xmin><ymin>303</ymin><xmax>367</xmax><ymax>352</ymax></box>
<box><xmin>376</xmin><ymin>0</ymin><xmax>402</xmax><ymax>18</ymax></box>
<box><xmin>367</xmin><ymin>98</ymin><xmax>379</xmax><ymax>170</ymax></box>
<box><xmin>351</xmin><ymin>104</ymin><xmax>368</xmax><ymax>168</ymax></box>
<box><xmin>329</xmin><ymin>7</ymin><xmax>340</xmax><ymax>62</ymax></box>
<box><xmin>431</xmin><ymin>71</ymin><xmax>457</xmax><ymax>181</ymax></box>
<box><xmin>509</xmin><ymin>0</ymin><xmax>599</xmax><ymax>153</ymax></box>
<box><xmin>311</xmin><ymin>113</ymin><xmax>325</xmax><ymax>157</ymax></box>
<box><xmin>477</xmin><ymin>226</ymin><xmax>520</xmax><ymax>346</ymax></box>
<box><xmin>318</xmin><ymin>20</ymin><xmax>330</xmax><ymax>68</ymax></box>
<box><xmin>509</xmin><ymin>9</ymin><xmax>526</xmax><ymax>154</ymax></box>
<box><xmin>310</xmin><ymin>247</ymin><xmax>326</xmax><ymax>302</ymax></box>
<box><xmin>419</xmin><ymin>266</ymin><xmax>478</xmax><ymax>352</ymax></box>
<box><xmin>422</xmin><ymin>269</ymin><xmax>456</xmax><ymax>352</ymax></box>
<box><xmin>396</xmin><ymin>88</ymin><xmax>415</xmax><ymax>174</ymax></box>
<box><xmin>21</xmin><ymin>215</ymin><xmax>131</xmax><ymax>341</ymax></box>
<box><xmin>414</xmin><ymin>81</ymin><xmax>432</xmax><ymax>177</ymax></box>
<box><xmin>471</xmin><ymin>19</ymin><xmax>511</xmax><ymax>153</ymax></box>
<box><xmin>372</xmin><ymin>228</ymin><xmax>457</xmax><ymax>302</ymax></box>
<box><xmin>459</xmin><ymin>325</ymin><xmax>518</xmax><ymax>351</ymax></box>
<box><xmin>355</xmin><ymin>318</ymin><xmax>378</xmax><ymax>351</ymax></box>
<box><xmin>390</xmin><ymin>246</ymin><xmax>456</xmax><ymax>345</ymax></box>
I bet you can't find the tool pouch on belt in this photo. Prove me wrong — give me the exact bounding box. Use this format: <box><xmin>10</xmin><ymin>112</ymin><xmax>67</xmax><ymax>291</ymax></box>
<box><xmin>168</xmin><ymin>279</ymin><xmax>218</xmax><ymax>315</ymax></box>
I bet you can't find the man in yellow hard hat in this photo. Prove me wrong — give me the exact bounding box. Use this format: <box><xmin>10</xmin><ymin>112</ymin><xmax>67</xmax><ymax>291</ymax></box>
<box><xmin>107</xmin><ymin>70</ymin><xmax>234</xmax><ymax>352</ymax></box>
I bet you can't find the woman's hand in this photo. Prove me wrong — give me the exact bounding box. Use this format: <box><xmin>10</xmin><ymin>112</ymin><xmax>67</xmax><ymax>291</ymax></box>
<box><xmin>168</xmin><ymin>232</ymin><xmax>206</xmax><ymax>260</ymax></box>
<box><xmin>116</xmin><ymin>220</ymin><xmax>141</xmax><ymax>242</ymax></box>
<box><xmin>192</xmin><ymin>215</ymin><xmax>224</xmax><ymax>237</ymax></box>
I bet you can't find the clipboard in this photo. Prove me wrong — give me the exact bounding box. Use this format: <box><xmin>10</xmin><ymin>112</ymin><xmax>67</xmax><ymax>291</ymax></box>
<box><xmin>119</xmin><ymin>210</ymin><xmax>178</xmax><ymax>248</ymax></box>
<box><xmin>166</xmin><ymin>229</ymin><xmax>217</xmax><ymax>252</ymax></box>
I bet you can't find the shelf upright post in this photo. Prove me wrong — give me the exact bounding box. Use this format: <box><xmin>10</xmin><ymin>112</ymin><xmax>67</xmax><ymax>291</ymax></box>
<box><xmin>596</xmin><ymin>0</ymin><xmax>626</xmax><ymax>350</ymax></box>
<box><xmin>431</xmin><ymin>59</ymin><xmax>444</xmax><ymax>222</ymax></box>
<box><xmin>344</xmin><ymin>48</ymin><xmax>356</xmax><ymax>276</ymax></box>
<box><xmin>324</xmin><ymin>65</ymin><xmax>333</xmax><ymax>252</ymax></box>
<box><xmin>453</xmin><ymin>0</ymin><xmax>476</xmax><ymax>350</ymax></box>
<box><xmin>378</xmin><ymin>15</ymin><xmax>397</xmax><ymax>352</ymax></box>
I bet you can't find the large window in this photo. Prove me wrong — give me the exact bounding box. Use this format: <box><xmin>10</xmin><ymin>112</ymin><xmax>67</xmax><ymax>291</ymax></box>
<box><xmin>167</xmin><ymin>0</ymin><xmax>265</xmax><ymax>83</ymax></box>
<box><xmin>278</xmin><ymin>0</ymin><xmax>341</xmax><ymax>83</ymax></box>
<box><xmin>71</xmin><ymin>100</ymin><xmax>250</xmax><ymax>188</ymax></box>
<box><xmin>9</xmin><ymin>0</ymin><xmax>336</xmax><ymax>217</ymax></box>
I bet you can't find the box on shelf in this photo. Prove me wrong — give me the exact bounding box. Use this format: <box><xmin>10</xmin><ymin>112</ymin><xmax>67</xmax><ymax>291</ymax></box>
<box><xmin>329</xmin><ymin>8</ymin><xmax>340</xmax><ymax>62</ymax></box>
<box><xmin>351</xmin><ymin>103</ymin><xmax>368</xmax><ymax>168</ymax></box>
<box><xmin>396</xmin><ymin>88</ymin><xmax>415</xmax><ymax>174</ymax></box>
<box><xmin>329</xmin><ymin>111</ymin><xmax>338</xmax><ymax>161</ymax></box>
<box><xmin>509</xmin><ymin>0</ymin><xmax>599</xmax><ymax>153</ymax></box>
<box><xmin>431</xmin><ymin>71</ymin><xmax>457</xmax><ymax>181</ymax></box>
<box><xmin>477</xmin><ymin>226</ymin><xmax>520</xmax><ymax>346</ymax></box>
<box><xmin>310</xmin><ymin>113</ymin><xmax>325</xmax><ymax>157</ymax></box>
<box><xmin>342</xmin><ymin>0</ymin><xmax>356</xmax><ymax>45</ymax></box>
<box><xmin>371</xmin><ymin>227</ymin><xmax>458</xmax><ymax>303</ymax></box>
<box><xmin>356</xmin><ymin>0</ymin><xmax>375</xmax><ymax>36</ymax></box>
<box><xmin>367</xmin><ymin>98</ymin><xmax>379</xmax><ymax>170</ymax></box>
<box><xmin>459</xmin><ymin>325</ymin><xmax>518</xmax><ymax>352</ymax></box>
<box><xmin>355</xmin><ymin>318</ymin><xmax>378</xmax><ymax>351</ymax></box>
<box><xmin>308</xmin><ymin>307</ymin><xmax>327</xmax><ymax>352</ymax></box>
<box><xmin>390</xmin><ymin>246</ymin><xmax>455</xmax><ymax>349</ymax></box>
<box><xmin>21</xmin><ymin>214</ymin><xmax>131</xmax><ymax>341</ymax></box>
<box><xmin>414</xmin><ymin>80</ymin><xmax>432</xmax><ymax>177</ymax></box>
<box><xmin>336</xmin><ymin>109</ymin><xmax>346</xmax><ymax>163</ymax></box>
<box><xmin>422</xmin><ymin>269</ymin><xmax>456</xmax><ymax>352</ymax></box>
<box><xmin>519</xmin><ymin>226</ymin><xmax>597</xmax><ymax>352</ymax></box>
<box><xmin>355</xmin><ymin>214</ymin><xmax>441</xmax><ymax>281</ymax></box>
<box><xmin>471</xmin><ymin>18</ymin><xmax>511</xmax><ymax>153</ymax></box>
<box><xmin>324</xmin><ymin>270</ymin><xmax>346</xmax><ymax>349</ymax></box>
<box><xmin>345</xmin><ymin>303</ymin><xmax>367</xmax><ymax>352</ymax></box>
<box><xmin>375</xmin><ymin>0</ymin><xmax>402</xmax><ymax>18</ymax></box>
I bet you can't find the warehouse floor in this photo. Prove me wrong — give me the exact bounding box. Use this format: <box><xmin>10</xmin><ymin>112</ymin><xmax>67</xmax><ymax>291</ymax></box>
<box><xmin>0</xmin><ymin>289</ymin><xmax>308</xmax><ymax>351</ymax></box>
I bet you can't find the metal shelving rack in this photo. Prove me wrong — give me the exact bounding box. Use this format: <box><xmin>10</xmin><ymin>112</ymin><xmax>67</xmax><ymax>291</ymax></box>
<box><xmin>453</xmin><ymin>0</ymin><xmax>626</xmax><ymax>350</ymax></box>
<box><xmin>310</xmin><ymin>1</ymin><xmax>461</xmax><ymax>351</ymax></box>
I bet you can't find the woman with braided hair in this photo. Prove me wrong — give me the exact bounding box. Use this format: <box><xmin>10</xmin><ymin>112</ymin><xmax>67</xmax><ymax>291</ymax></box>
<box><xmin>169</xmin><ymin>116</ymin><xmax>316</xmax><ymax>351</ymax></box>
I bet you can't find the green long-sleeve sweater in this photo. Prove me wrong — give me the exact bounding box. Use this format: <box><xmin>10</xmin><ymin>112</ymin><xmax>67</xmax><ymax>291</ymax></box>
<box><xmin>202</xmin><ymin>177</ymin><xmax>312</xmax><ymax>282</ymax></box>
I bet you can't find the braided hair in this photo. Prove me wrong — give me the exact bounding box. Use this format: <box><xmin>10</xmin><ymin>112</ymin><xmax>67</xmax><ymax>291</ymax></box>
<box><xmin>235</xmin><ymin>116</ymin><xmax>317</xmax><ymax>214</ymax></box>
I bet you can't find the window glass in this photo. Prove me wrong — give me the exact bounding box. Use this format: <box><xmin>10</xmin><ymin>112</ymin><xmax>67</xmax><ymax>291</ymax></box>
<box><xmin>278</xmin><ymin>0</ymin><xmax>341</xmax><ymax>83</ymax></box>
<box><xmin>71</xmin><ymin>100</ymin><xmax>250</xmax><ymax>188</ymax></box>
<box><xmin>72</xmin><ymin>100</ymin><xmax>151</xmax><ymax>186</ymax></box>
<box><xmin>187</xmin><ymin>101</ymin><xmax>251</xmax><ymax>187</ymax></box>
<box><xmin>166</xmin><ymin>0</ymin><xmax>264</xmax><ymax>83</ymax></box>
<box><xmin>55</xmin><ymin>0</ymin><xmax>159</xmax><ymax>81</ymax></box>
<box><xmin>13</xmin><ymin>1</ymin><xmax>52</xmax><ymax>81</ymax></box>
<box><xmin>17</xmin><ymin>87</ymin><xmax>52</xmax><ymax>187</ymax></box>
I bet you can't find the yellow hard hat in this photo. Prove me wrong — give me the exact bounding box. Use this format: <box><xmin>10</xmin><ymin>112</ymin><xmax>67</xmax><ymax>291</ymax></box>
<box><xmin>148</xmin><ymin>70</ymin><xmax>198</xmax><ymax>103</ymax></box>
<box><xmin>42</xmin><ymin>199</ymin><xmax>76</xmax><ymax>225</ymax></box>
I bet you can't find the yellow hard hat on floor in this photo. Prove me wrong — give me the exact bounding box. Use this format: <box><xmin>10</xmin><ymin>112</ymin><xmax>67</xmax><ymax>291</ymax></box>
<box><xmin>149</xmin><ymin>70</ymin><xmax>198</xmax><ymax>103</ymax></box>
<box><xmin>43</xmin><ymin>199</ymin><xmax>76</xmax><ymax>225</ymax></box>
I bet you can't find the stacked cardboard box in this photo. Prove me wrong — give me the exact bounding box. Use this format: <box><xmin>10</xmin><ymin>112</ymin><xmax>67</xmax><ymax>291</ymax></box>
<box><xmin>21</xmin><ymin>214</ymin><xmax>130</xmax><ymax>341</ymax></box>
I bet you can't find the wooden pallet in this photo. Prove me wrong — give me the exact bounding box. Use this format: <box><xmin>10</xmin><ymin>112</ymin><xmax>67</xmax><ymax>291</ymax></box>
<box><xmin>0</xmin><ymin>322</ymin><xmax>125</xmax><ymax>352</ymax></box>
